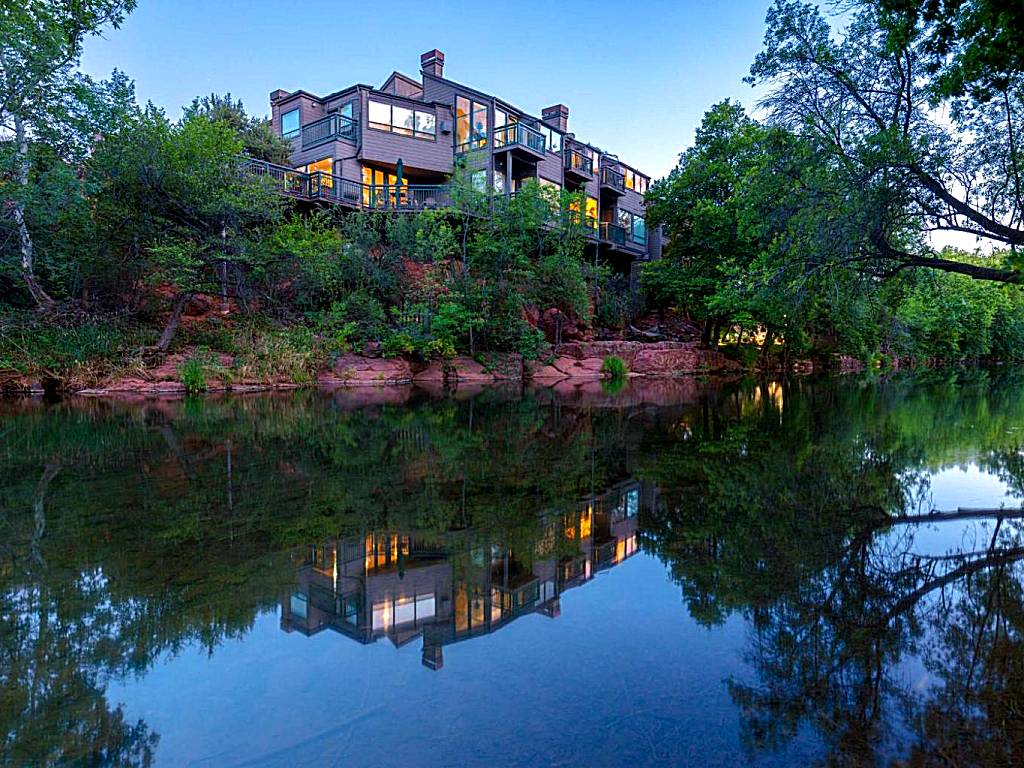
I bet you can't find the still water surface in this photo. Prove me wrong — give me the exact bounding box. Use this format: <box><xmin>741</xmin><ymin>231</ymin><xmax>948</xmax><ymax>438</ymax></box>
<box><xmin>2</xmin><ymin>372</ymin><xmax>1023</xmax><ymax>766</ymax></box>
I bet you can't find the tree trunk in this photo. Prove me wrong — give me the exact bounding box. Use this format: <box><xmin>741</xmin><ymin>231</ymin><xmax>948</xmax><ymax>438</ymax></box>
<box><xmin>760</xmin><ymin>326</ymin><xmax>775</xmax><ymax>365</ymax></box>
<box><xmin>10</xmin><ymin>115</ymin><xmax>55</xmax><ymax>309</ymax></box>
<box><xmin>701</xmin><ymin>319</ymin><xmax>714</xmax><ymax>348</ymax></box>
<box><xmin>155</xmin><ymin>293</ymin><xmax>191</xmax><ymax>352</ymax></box>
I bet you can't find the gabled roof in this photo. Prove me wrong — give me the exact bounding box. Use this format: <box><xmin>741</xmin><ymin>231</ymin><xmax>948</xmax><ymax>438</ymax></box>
<box><xmin>380</xmin><ymin>71</ymin><xmax>423</xmax><ymax>98</ymax></box>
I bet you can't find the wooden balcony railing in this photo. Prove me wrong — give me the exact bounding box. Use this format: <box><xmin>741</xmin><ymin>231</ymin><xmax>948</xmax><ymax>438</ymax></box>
<box><xmin>564</xmin><ymin>148</ymin><xmax>594</xmax><ymax>176</ymax></box>
<box><xmin>301</xmin><ymin>113</ymin><xmax>357</xmax><ymax>149</ymax></box>
<box><xmin>600</xmin><ymin>166</ymin><xmax>626</xmax><ymax>193</ymax></box>
<box><xmin>493</xmin><ymin>122</ymin><xmax>546</xmax><ymax>155</ymax></box>
<box><xmin>247</xmin><ymin>159</ymin><xmax>451</xmax><ymax>212</ymax></box>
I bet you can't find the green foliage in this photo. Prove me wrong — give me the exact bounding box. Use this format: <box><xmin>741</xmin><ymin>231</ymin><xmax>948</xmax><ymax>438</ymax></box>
<box><xmin>0</xmin><ymin>313</ymin><xmax>144</xmax><ymax>378</ymax></box>
<box><xmin>185</xmin><ymin>92</ymin><xmax>292</xmax><ymax>164</ymax></box>
<box><xmin>601</xmin><ymin>355</ymin><xmax>628</xmax><ymax>380</ymax></box>
<box><xmin>877</xmin><ymin>0</ymin><xmax>1024</xmax><ymax>101</ymax></box>
<box><xmin>887</xmin><ymin>266</ymin><xmax>1024</xmax><ymax>360</ymax></box>
<box><xmin>178</xmin><ymin>352</ymin><xmax>211</xmax><ymax>394</ymax></box>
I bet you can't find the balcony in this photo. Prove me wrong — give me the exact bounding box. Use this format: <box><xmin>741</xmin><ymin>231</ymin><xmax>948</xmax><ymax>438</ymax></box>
<box><xmin>361</xmin><ymin>183</ymin><xmax>452</xmax><ymax>211</ymax></box>
<box><xmin>600</xmin><ymin>166</ymin><xmax>626</xmax><ymax>195</ymax></box>
<box><xmin>564</xmin><ymin>148</ymin><xmax>594</xmax><ymax>181</ymax></box>
<box><xmin>308</xmin><ymin>172</ymin><xmax>362</xmax><ymax>206</ymax></box>
<box><xmin>599</xmin><ymin>221</ymin><xmax>628</xmax><ymax>247</ymax></box>
<box><xmin>492</xmin><ymin>122</ymin><xmax>546</xmax><ymax>161</ymax></box>
<box><xmin>301</xmin><ymin>113</ymin><xmax>357</xmax><ymax>150</ymax></box>
<box><xmin>246</xmin><ymin>158</ymin><xmax>310</xmax><ymax>198</ymax></box>
<box><xmin>247</xmin><ymin>159</ymin><xmax>450</xmax><ymax>212</ymax></box>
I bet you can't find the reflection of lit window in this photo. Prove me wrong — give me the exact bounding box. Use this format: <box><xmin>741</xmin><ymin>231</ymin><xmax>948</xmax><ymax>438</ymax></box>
<box><xmin>290</xmin><ymin>592</ymin><xmax>309</xmax><ymax>619</ymax></box>
<box><xmin>626</xmin><ymin>489</ymin><xmax>639</xmax><ymax>517</ymax></box>
<box><xmin>394</xmin><ymin>596</ymin><xmax>415</xmax><ymax>625</ymax></box>
<box><xmin>416</xmin><ymin>594</ymin><xmax>436</xmax><ymax>620</ymax></box>
<box><xmin>581</xmin><ymin>506</ymin><xmax>593</xmax><ymax>538</ymax></box>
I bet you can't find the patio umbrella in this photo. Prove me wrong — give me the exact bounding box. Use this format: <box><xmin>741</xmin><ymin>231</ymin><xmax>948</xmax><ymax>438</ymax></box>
<box><xmin>394</xmin><ymin>158</ymin><xmax>403</xmax><ymax>208</ymax></box>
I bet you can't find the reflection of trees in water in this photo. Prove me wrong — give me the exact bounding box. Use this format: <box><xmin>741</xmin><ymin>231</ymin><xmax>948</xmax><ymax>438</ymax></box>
<box><xmin>3</xmin><ymin>371</ymin><xmax>1024</xmax><ymax>764</ymax></box>
<box><xmin>640</xmin><ymin>372</ymin><xmax>1024</xmax><ymax>766</ymax></box>
<box><xmin>0</xmin><ymin>389</ymin><xmax>649</xmax><ymax>764</ymax></box>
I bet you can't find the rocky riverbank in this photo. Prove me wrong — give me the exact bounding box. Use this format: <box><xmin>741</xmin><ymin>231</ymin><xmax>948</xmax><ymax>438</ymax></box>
<box><xmin>2</xmin><ymin>341</ymin><xmax>744</xmax><ymax>396</ymax></box>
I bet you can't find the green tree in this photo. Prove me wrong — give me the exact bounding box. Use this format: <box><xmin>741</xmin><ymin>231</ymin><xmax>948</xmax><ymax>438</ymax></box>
<box><xmin>748</xmin><ymin>0</ymin><xmax>1024</xmax><ymax>283</ymax></box>
<box><xmin>184</xmin><ymin>92</ymin><xmax>293</xmax><ymax>165</ymax></box>
<box><xmin>88</xmin><ymin>106</ymin><xmax>285</xmax><ymax>349</ymax></box>
<box><xmin>0</xmin><ymin>0</ymin><xmax>137</xmax><ymax>308</ymax></box>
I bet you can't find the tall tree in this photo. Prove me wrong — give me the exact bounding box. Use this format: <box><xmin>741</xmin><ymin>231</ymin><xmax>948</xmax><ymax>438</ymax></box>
<box><xmin>0</xmin><ymin>0</ymin><xmax>137</xmax><ymax>309</ymax></box>
<box><xmin>88</xmin><ymin>107</ymin><xmax>285</xmax><ymax>349</ymax></box>
<box><xmin>184</xmin><ymin>93</ymin><xmax>293</xmax><ymax>165</ymax></box>
<box><xmin>748</xmin><ymin>0</ymin><xmax>1024</xmax><ymax>283</ymax></box>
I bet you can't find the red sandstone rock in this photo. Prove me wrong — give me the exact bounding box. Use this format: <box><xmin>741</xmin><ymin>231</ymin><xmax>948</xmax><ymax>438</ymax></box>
<box><xmin>323</xmin><ymin>354</ymin><xmax>413</xmax><ymax>386</ymax></box>
<box><xmin>411</xmin><ymin>361</ymin><xmax>447</xmax><ymax>383</ymax></box>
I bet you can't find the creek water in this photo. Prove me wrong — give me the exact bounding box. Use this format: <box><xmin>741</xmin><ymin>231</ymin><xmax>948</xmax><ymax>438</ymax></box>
<box><xmin>2</xmin><ymin>371</ymin><xmax>1022</xmax><ymax>766</ymax></box>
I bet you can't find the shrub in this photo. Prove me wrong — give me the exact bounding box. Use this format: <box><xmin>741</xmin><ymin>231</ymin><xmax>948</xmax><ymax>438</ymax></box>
<box><xmin>601</xmin><ymin>355</ymin><xmax>628</xmax><ymax>379</ymax></box>
<box><xmin>0</xmin><ymin>313</ymin><xmax>145</xmax><ymax>379</ymax></box>
<box><xmin>233</xmin><ymin>325</ymin><xmax>323</xmax><ymax>384</ymax></box>
<box><xmin>178</xmin><ymin>353</ymin><xmax>210</xmax><ymax>394</ymax></box>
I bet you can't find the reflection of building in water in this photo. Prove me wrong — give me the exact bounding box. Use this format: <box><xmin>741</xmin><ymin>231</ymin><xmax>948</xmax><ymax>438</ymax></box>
<box><xmin>281</xmin><ymin>480</ymin><xmax>651</xmax><ymax>669</ymax></box>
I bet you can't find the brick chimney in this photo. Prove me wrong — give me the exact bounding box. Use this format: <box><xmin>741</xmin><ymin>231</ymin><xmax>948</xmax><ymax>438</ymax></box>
<box><xmin>542</xmin><ymin>104</ymin><xmax>569</xmax><ymax>132</ymax></box>
<box><xmin>420</xmin><ymin>49</ymin><xmax>445</xmax><ymax>78</ymax></box>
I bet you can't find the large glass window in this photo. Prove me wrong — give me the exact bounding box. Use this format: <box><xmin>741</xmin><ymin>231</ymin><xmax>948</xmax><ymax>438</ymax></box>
<box><xmin>586</xmin><ymin>196</ymin><xmax>599</xmax><ymax>231</ymax></box>
<box><xmin>456</xmin><ymin>95</ymin><xmax>488</xmax><ymax>152</ymax></box>
<box><xmin>632</xmin><ymin>215</ymin><xmax>646</xmax><ymax>243</ymax></box>
<box><xmin>617</xmin><ymin>208</ymin><xmax>631</xmax><ymax>230</ymax></box>
<box><xmin>281</xmin><ymin>108</ymin><xmax>300</xmax><ymax>139</ymax></box>
<box><xmin>471</xmin><ymin>100</ymin><xmax>488</xmax><ymax>147</ymax></box>
<box><xmin>614</xmin><ymin>209</ymin><xmax>647</xmax><ymax>244</ymax></box>
<box><xmin>538</xmin><ymin>124</ymin><xmax>562</xmax><ymax>154</ymax></box>
<box><xmin>368</xmin><ymin>99</ymin><xmax>435</xmax><ymax>139</ymax></box>
<box><xmin>362</xmin><ymin>165</ymin><xmax>400</xmax><ymax>207</ymax></box>
<box><xmin>471</xmin><ymin>169</ymin><xmax>487</xmax><ymax>192</ymax></box>
<box><xmin>305</xmin><ymin>157</ymin><xmax>333</xmax><ymax>189</ymax></box>
<box><xmin>624</xmin><ymin>168</ymin><xmax>650</xmax><ymax>194</ymax></box>
<box><xmin>392</xmin><ymin>105</ymin><xmax>415</xmax><ymax>136</ymax></box>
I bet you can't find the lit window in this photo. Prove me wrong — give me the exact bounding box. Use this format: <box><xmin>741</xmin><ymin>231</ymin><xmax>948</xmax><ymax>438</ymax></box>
<box><xmin>586</xmin><ymin>196</ymin><xmax>599</xmax><ymax>230</ymax></box>
<box><xmin>416</xmin><ymin>111</ymin><xmax>435</xmax><ymax>137</ymax></box>
<box><xmin>281</xmin><ymin>108</ymin><xmax>299</xmax><ymax>138</ymax></box>
<box><xmin>368</xmin><ymin>100</ymin><xmax>391</xmax><ymax>131</ymax></box>
<box><xmin>368</xmin><ymin>100</ymin><xmax>435</xmax><ymax>139</ymax></box>
<box><xmin>457</xmin><ymin>95</ymin><xmax>488</xmax><ymax>152</ymax></box>
<box><xmin>392</xmin><ymin>105</ymin><xmax>414</xmax><ymax>136</ymax></box>
<box><xmin>306</xmin><ymin>157</ymin><xmax>333</xmax><ymax>189</ymax></box>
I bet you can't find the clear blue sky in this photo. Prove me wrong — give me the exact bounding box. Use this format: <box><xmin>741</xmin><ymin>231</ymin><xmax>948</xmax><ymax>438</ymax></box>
<box><xmin>79</xmin><ymin>0</ymin><xmax>773</xmax><ymax>179</ymax></box>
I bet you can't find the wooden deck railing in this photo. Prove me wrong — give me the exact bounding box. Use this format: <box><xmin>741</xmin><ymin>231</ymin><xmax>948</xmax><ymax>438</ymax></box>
<box><xmin>247</xmin><ymin>159</ymin><xmax>450</xmax><ymax>212</ymax></box>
